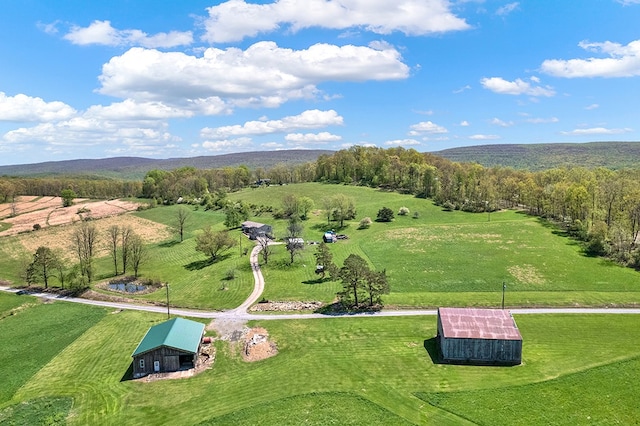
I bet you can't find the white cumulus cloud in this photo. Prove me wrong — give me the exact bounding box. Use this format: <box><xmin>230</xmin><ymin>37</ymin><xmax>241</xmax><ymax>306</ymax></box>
<box><xmin>285</xmin><ymin>132</ymin><xmax>342</xmax><ymax>143</ymax></box>
<box><xmin>408</xmin><ymin>120</ymin><xmax>448</xmax><ymax>135</ymax></box>
<box><xmin>202</xmin><ymin>0</ymin><xmax>470</xmax><ymax>43</ymax></box>
<box><xmin>490</xmin><ymin>117</ymin><xmax>513</xmax><ymax>127</ymax></box>
<box><xmin>64</xmin><ymin>20</ymin><xmax>193</xmax><ymax>48</ymax></box>
<box><xmin>385</xmin><ymin>139</ymin><xmax>421</xmax><ymax>146</ymax></box>
<box><xmin>469</xmin><ymin>134</ymin><xmax>501</xmax><ymax>140</ymax></box>
<box><xmin>201</xmin><ymin>110</ymin><xmax>344</xmax><ymax>140</ymax></box>
<box><xmin>541</xmin><ymin>40</ymin><xmax>640</xmax><ymax>78</ymax></box>
<box><xmin>481</xmin><ymin>77</ymin><xmax>555</xmax><ymax>96</ymax></box>
<box><xmin>561</xmin><ymin>127</ymin><xmax>632</xmax><ymax>135</ymax></box>
<box><xmin>0</xmin><ymin>92</ymin><xmax>76</xmax><ymax>122</ymax></box>
<box><xmin>98</xmin><ymin>42</ymin><xmax>409</xmax><ymax>108</ymax></box>
<box><xmin>201</xmin><ymin>137</ymin><xmax>254</xmax><ymax>152</ymax></box>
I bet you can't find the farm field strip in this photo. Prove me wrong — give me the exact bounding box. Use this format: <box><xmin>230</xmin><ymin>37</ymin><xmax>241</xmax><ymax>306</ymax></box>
<box><xmin>0</xmin><ymin>198</ymin><xmax>142</xmax><ymax>236</ymax></box>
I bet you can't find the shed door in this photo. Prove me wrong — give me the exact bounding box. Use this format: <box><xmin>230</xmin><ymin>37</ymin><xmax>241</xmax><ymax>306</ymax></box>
<box><xmin>153</xmin><ymin>360</ymin><xmax>160</xmax><ymax>372</ymax></box>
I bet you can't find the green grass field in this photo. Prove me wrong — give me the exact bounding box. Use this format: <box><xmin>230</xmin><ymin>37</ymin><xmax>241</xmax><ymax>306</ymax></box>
<box><xmin>0</xmin><ymin>295</ymin><xmax>107</xmax><ymax>404</ymax></box>
<box><xmin>226</xmin><ymin>183</ymin><xmax>640</xmax><ymax>308</ymax></box>
<box><xmin>2</xmin><ymin>183</ymin><xmax>640</xmax><ymax>310</ymax></box>
<box><xmin>2</xmin><ymin>291</ymin><xmax>639</xmax><ymax>425</ymax></box>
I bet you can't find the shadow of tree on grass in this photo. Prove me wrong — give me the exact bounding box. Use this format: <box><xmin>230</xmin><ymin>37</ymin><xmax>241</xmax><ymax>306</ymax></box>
<box><xmin>184</xmin><ymin>258</ymin><xmax>215</xmax><ymax>271</ymax></box>
<box><xmin>159</xmin><ymin>240</ymin><xmax>181</xmax><ymax>248</ymax></box>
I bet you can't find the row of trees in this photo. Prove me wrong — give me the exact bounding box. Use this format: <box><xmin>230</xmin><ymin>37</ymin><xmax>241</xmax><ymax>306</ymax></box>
<box><xmin>24</xmin><ymin>222</ymin><xmax>148</xmax><ymax>290</ymax></box>
<box><xmin>0</xmin><ymin>177</ymin><xmax>141</xmax><ymax>202</ymax></box>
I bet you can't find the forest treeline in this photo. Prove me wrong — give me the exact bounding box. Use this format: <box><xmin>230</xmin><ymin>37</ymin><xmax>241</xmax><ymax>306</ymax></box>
<box><xmin>2</xmin><ymin>146</ymin><xmax>640</xmax><ymax>267</ymax></box>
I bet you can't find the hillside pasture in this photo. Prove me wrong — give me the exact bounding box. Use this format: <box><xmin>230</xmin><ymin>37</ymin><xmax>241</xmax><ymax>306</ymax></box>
<box><xmin>4</xmin><ymin>300</ymin><xmax>640</xmax><ymax>425</ymax></box>
<box><xmin>226</xmin><ymin>183</ymin><xmax>640</xmax><ymax>308</ymax></box>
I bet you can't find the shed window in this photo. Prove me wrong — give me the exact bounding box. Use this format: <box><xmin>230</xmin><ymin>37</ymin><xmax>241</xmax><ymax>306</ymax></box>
<box><xmin>139</xmin><ymin>359</ymin><xmax>145</xmax><ymax>369</ymax></box>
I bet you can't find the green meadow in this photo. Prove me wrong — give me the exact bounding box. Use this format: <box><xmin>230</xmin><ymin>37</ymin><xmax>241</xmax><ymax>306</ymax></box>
<box><xmin>2</xmin><ymin>183</ymin><xmax>640</xmax><ymax>309</ymax></box>
<box><xmin>1</xmin><ymin>292</ymin><xmax>639</xmax><ymax>425</ymax></box>
<box><xmin>226</xmin><ymin>183</ymin><xmax>640</xmax><ymax>308</ymax></box>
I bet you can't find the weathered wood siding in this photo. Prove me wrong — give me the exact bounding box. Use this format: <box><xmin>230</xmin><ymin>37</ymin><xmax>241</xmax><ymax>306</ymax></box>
<box><xmin>439</xmin><ymin>336</ymin><xmax>522</xmax><ymax>365</ymax></box>
<box><xmin>133</xmin><ymin>346</ymin><xmax>197</xmax><ymax>378</ymax></box>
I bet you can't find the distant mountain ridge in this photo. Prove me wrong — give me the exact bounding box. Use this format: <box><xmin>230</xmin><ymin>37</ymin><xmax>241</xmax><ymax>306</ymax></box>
<box><xmin>0</xmin><ymin>149</ymin><xmax>334</xmax><ymax>179</ymax></box>
<box><xmin>433</xmin><ymin>141</ymin><xmax>640</xmax><ymax>171</ymax></box>
<box><xmin>2</xmin><ymin>142</ymin><xmax>639</xmax><ymax>179</ymax></box>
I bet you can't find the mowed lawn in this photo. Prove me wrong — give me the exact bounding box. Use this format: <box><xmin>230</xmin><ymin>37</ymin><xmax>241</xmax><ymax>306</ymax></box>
<box><xmin>90</xmin><ymin>205</ymin><xmax>256</xmax><ymax>311</ymax></box>
<box><xmin>0</xmin><ymin>293</ymin><xmax>107</xmax><ymax>405</ymax></box>
<box><xmin>5</xmin><ymin>297</ymin><xmax>640</xmax><ymax>425</ymax></box>
<box><xmin>228</xmin><ymin>183</ymin><xmax>640</xmax><ymax>308</ymax></box>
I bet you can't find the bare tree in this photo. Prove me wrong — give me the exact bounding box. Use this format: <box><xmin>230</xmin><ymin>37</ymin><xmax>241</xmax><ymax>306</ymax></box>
<box><xmin>72</xmin><ymin>222</ymin><xmax>98</xmax><ymax>283</ymax></box>
<box><xmin>285</xmin><ymin>216</ymin><xmax>304</xmax><ymax>265</ymax></box>
<box><xmin>127</xmin><ymin>234</ymin><xmax>147</xmax><ymax>278</ymax></box>
<box><xmin>121</xmin><ymin>226</ymin><xmax>133</xmax><ymax>275</ymax></box>
<box><xmin>107</xmin><ymin>225</ymin><xmax>120</xmax><ymax>276</ymax></box>
<box><xmin>176</xmin><ymin>206</ymin><xmax>190</xmax><ymax>242</ymax></box>
<box><xmin>52</xmin><ymin>249</ymin><xmax>67</xmax><ymax>289</ymax></box>
<box><xmin>257</xmin><ymin>236</ymin><xmax>272</xmax><ymax>265</ymax></box>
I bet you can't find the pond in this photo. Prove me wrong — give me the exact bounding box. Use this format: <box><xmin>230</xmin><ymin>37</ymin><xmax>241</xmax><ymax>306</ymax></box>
<box><xmin>108</xmin><ymin>283</ymin><xmax>148</xmax><ymax>293</ymax></box>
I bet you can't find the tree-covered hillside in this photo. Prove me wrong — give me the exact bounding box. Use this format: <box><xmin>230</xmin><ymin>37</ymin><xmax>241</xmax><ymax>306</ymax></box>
<box><xmin>434</xmin><ymin>141</ymin><xmax>640</xmax><ymax>170</ymax></box>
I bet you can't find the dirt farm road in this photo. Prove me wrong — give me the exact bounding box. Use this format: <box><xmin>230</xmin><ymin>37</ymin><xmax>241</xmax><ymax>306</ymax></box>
<box><xmin>2</xmin><ymin>239</ymin><xmax>640</xmax><ymax>319</ymax></box>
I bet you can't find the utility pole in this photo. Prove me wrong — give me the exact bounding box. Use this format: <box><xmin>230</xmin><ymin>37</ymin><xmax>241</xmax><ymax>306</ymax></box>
<box><xmin>501</xmin><ymin>282</ymin><xmax>506</xmax><ymax>309</ymax></box>
<box><xmin>166</xmin><ymin>284</ymin><xmax>170</xmax><ymax>319</ymax></box>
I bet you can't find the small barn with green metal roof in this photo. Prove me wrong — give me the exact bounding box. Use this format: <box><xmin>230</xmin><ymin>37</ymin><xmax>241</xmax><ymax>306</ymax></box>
<box><xmin>132</xmin><ymin>317</ymin><xmax>205</xmax><ymax>378</ymax></box>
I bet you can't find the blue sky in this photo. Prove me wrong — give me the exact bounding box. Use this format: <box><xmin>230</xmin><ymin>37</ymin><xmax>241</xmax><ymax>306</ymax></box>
<box><xmin>1</xmin><ymin>0</ymin><xmax>640</xmax><ymax>166</ymax></box>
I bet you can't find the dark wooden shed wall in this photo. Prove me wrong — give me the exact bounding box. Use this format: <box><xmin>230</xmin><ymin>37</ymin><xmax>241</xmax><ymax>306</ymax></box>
<box><xmin>132</xmin><ymin>346</ymin><xmax>198</xmax><ymax>378</ymax></box>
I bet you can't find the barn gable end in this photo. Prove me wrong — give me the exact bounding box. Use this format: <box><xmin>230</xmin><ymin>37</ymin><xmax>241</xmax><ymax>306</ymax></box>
<box><xmin>437</xmin><ymin>307</ymin><xmax>522</xmax><ymax>365</ymax></box>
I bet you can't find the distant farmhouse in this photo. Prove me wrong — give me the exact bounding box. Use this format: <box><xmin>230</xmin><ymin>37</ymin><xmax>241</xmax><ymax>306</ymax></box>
<box><xmin>436</xmin><ymin>307</ymin><xmax>522</xmax><ymax>365</ymax></box>
<box><xmin>132</xmin><ymin>317</ymin><xmax>205</xmax><ymax>378</ymax></box>
<box><xmin>241</xmin><ymin>221</ymin><xmax>273</xmax><ymax>240</ymax></box>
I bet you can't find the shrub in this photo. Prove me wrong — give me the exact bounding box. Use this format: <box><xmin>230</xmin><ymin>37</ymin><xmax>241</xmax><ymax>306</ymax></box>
<box><xmin>376</xmin><ymin>207</ymin><xmax>394</xmax><ymax>222</ymax></box>
<box><xmin>225</xmin><ymin>268</ymin><xmax>236</xmax><ymax>280</ymax></box>
<box><xmin>398</xmin><ymin>206</ymin><xmax>410</xmax><ymax>216</ymax></box>
<box><xmin>412</xmin><ymin>211</ymin><xmax>420</xmax><ymax>219</ymax></box>
<box><xmin>358</xmin><ymin>217</ymin><xmax>372</xmax><ymax>229</ymax></box>
<box><xmin>33</xmin><ymin>223</ymin><xmax>41</xmax><ymax>231</ymax></box>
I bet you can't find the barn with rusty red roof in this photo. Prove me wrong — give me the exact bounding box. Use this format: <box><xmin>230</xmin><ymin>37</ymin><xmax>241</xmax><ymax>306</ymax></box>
<box><xmin>436</xmin><ymin>307</ymin><xmax>522</xmax><ymax>365</ymax></box>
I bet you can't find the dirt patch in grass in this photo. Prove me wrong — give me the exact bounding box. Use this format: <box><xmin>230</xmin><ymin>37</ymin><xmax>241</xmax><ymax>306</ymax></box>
<box><xmin>15</xmin><ymin>214</ymin><xmax>172</xmax><ymax>260</ymax></box>
<box><xmin>508</xmin><ymin>264</ymin><xmax>546</xmax><ymax>285</ymax></box>
<box><xmin>243</xmin><ymin>327</ymin><xmax>278</xmax><ymax>362</ymax></box>
<box><xmin>208</xmin><ymin>320</ymin><xmax>278</xmax><ymax>362</ymax></box>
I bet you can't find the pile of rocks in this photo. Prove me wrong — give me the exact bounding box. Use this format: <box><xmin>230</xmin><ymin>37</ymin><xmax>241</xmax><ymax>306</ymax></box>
<box><xmin>243</xmin><ymin>327</ymin><xmax>278</xmax><ymax>362</ymax></box>
<box><xmin>249</xmin><ymin>300</ymin><xmax>323</xmax><ymax>312</ymax></box>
